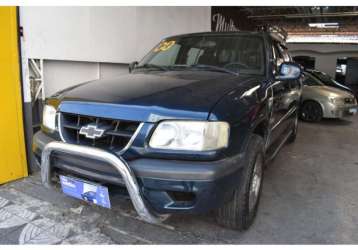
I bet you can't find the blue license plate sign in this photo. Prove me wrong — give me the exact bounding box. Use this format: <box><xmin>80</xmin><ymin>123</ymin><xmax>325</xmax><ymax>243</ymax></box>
<box><xmin>60</xmin><ymin>175</ymin><xmax>111</xmax><ymax>208</ymax></box>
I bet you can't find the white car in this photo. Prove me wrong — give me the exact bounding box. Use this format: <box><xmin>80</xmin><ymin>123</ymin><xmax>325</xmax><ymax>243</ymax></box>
<box><xmin>300</xmin><ymin>71</ymin><xmax>357</xmax><ymax>122</ymax></box>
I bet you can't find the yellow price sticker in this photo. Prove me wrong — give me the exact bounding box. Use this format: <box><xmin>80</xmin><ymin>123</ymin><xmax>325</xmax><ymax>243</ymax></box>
<box><xmin>154</xmin><ymin>40</ymin><xmax>176</xmax><ymax>52</ymax></box>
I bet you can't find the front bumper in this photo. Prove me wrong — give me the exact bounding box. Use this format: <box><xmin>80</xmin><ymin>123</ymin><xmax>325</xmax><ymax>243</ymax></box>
<box><xmin>41</xmin><ymin>141</ymin><xmax>164</xmax><ymax>224</ymax></box>
<box><xmin>33</xmin><ymin>131</ymin><xmax>244</xmax><ymax>216</ymax></box>
<box><xmin>323</xmin><ymin>104</ymin><xmax>358</xmax><ymax>119</ymax></box>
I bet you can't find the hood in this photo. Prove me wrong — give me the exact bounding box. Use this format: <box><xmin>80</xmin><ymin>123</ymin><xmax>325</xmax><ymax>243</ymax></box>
<box><xmin>57</xmin><ymin>71</ymin><xmax>260</xmax><ymax>122</ymax></box>
<box><xmin>311</xmin><ymin>85</ymin><xmax>354</xmax><ymax>98</ymax></box>
<box><xmin>303</xmin><ymin>85</ymin><xmax>356</xmax><ymax>103</ymax></box>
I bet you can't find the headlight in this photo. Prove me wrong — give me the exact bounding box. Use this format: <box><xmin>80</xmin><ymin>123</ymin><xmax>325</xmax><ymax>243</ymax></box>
<box><xmin>149</xmin><ymin>121</ymin><xmax>229</xmax><ymax>151</ymax></box>
<box><xmin>42</xmin><ymin>105</ymin><xmax>57</xmax><ymax>131</ymax></box>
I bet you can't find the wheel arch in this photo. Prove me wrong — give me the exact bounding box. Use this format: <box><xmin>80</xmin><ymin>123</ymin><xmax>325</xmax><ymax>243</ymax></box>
<box><xmin>301</xmin><ymin>99</ymin><xmax>325</xmax><ymax>115</ymax></box>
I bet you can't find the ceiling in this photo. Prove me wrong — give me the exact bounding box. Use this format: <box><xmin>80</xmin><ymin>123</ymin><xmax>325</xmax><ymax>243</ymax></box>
<box><xmin>235</xmin><ymin>6</ymin><xmax>358</xmax><ymax>35</ymax></box>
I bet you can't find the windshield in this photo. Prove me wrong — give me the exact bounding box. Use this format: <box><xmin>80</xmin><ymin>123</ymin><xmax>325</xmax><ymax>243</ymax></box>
<box><xmin>136</xmin><ymin>35</ymin><xmax>265</xmax><ymax>75</ymax></box>
<box><xmin>303</xmin><ymin>73</ymin><xmax>324</xmax><ymax>86</ymax></box>
<box><xmin>310</xmin><ymin>71</ymin><xmax>345</xmax><ymax>87</ymax></box>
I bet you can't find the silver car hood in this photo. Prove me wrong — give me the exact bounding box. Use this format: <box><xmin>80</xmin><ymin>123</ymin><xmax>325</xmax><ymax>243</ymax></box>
<box><xmin>303</xmin><ymin>85</ymin><xmax>354</xmax><ymax>98</ymax></box>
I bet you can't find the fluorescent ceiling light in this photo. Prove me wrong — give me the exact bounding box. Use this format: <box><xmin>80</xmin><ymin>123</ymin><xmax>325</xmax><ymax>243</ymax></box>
<box><xmin>287</xmin><ymin>35</ymin><xmax>358</xmax><ymax>44</ymax></box>
<box><xmin>308</xmin><ymin>23</ymin><xmax>339</xmax><ymax>28</ymax></box>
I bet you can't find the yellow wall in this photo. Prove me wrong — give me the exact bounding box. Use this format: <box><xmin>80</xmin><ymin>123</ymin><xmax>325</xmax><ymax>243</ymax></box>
<box><xmin>0</xmin><ymin>7</ymin><xmax>28</xmax><ymax>184</ymax></box>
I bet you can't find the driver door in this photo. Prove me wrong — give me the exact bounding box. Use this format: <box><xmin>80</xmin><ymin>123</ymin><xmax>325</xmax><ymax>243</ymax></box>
<box><xmin>268</xmin><ymin>43</ymin><xmax>294</xmax><ymax>147</ymax></box>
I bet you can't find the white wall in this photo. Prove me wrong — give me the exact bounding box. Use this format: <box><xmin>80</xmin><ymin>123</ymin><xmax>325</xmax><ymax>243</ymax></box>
<box><xmin>287</xmin><ymin>43</ymin><xmax>358</xmax><ymax>78</ymax></box>
<box><xmin>43</xmin><ymin>61</ymin><xmax>128</xmax><ymax>97</ymax></box>
<box><xmin>99</xmin><ymin>63</ymin><xmax>128</xmax><ymax>79</ymax></box>
<box><xmin>20</xmin><ymin>6</ymin><xmax>211</xmax><ymax>97</ymax></box>
<box><xmin>20</xmin><ymin>6</ymin><xmax>211</xmax><ymax>63</ymax></box>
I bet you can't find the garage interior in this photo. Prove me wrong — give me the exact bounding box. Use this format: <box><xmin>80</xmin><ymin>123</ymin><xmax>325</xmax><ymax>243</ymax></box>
<box><xmin>0</xmin><ymin>5</ymin><xmax>358</xmax><ymax>244</ymax></box>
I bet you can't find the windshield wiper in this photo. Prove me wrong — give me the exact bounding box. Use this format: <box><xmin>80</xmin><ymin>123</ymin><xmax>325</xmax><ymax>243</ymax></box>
<box><xmin>189</xmin><ymin>64</ymin><xmax>239</xmax><ymax>75</ymax></box>
<box><xmin>136</xmin><ymin>64</ymin><xmax>168</xmax><ymax>71</ymax></box>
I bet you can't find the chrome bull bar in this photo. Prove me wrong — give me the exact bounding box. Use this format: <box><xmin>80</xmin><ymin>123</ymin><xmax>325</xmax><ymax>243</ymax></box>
<box><xmin>41</xmin><ymin>141</ymin><xmax>165</xmax><ymax>224</ymax></box>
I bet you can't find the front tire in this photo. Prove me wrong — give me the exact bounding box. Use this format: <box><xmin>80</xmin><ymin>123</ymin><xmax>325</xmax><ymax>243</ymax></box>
<box><xmin>215</xmin><ymin>134</ymin><xmax>265</xmax><ymax>230</ymax></box>
<box><xmin>300</xmin><ymin>101</ymin><xmax>323</xmax><ymax>122</ymax></box>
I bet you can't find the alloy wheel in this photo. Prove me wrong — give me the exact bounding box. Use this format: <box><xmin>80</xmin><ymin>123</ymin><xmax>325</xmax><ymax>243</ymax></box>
<box><xmin>301</xmin><ymin>102</ymin><xmax>322</xmax><ymax>122</ymax></box>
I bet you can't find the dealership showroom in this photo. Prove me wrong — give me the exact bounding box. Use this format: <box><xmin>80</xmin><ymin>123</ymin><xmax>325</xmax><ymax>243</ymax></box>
<box><xmin>1</xmin><ymin>4</ymin><xmax>358</xmax><ymax>245</ymax></box>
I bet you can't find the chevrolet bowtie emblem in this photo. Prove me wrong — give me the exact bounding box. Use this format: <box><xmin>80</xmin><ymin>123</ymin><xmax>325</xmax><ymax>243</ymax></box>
<box><xmin>79</xmin><ymin>124</ymin><xmax>105</xmax><ymax>139</ymax></box>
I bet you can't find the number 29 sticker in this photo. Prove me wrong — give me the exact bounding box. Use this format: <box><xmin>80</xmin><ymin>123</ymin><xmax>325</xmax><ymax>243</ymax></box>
<box><xmin>154</xmin><ymin>40</ymin><xmax>176</xmax><ymax>52</ymax></box>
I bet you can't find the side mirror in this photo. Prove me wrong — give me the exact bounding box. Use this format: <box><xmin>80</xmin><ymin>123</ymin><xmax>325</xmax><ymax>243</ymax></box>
<box><xmin>129</xmin><ymin>61</ymin><xmax>138</xmax><ymax>73</ymax></box>
<box><xmin>275</xmin><ymin>62</ymin><xmax>301</xmax><ymax>80</ymax></box>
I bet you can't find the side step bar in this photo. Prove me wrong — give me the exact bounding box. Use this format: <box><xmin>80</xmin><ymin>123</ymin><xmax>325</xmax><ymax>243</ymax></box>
<box><xmin>41</xmin><ymin>141</ymin><xmax>165</xmax><ymax>224</ymax></box>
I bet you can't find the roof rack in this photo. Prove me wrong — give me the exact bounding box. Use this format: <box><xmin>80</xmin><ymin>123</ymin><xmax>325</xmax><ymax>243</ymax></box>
<box><xmin>258</xmin><ymin>25</ymin><xmax>288</xmax><ymax>45</ymax></box>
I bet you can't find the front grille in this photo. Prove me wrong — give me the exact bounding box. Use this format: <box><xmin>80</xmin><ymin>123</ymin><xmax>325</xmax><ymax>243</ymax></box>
<box><xmin>344</xmin><ymin>98</ymin><xmax>355</xmax><ymax>104</ymax></box>
<box><xmin>59</xmin><ymin>112</ymin><xmax>140</xmax><ymax>152</ymax></box>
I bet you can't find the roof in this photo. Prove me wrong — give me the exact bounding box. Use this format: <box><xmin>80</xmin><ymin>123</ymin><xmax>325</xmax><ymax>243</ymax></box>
<box><xmin>165</xmin><ymin>31</ymin><xmax>267</xmax><ymax>40</ymax></box>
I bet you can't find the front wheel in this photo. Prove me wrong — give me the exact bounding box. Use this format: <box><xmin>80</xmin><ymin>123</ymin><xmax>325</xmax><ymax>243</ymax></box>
<box><xmin>215</xmin><ymin>135</ymin><xmax>264</xmax><ymax>230</ymax></box>
<box><xmin>300</xmin><ymin>101</ymin><xmax>323</xmax><ymax>122</ymax></box>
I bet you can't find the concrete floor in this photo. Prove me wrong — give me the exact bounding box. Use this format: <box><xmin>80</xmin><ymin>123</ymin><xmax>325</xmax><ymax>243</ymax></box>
<box><xmin>0</xmin><ymin>115</ymin><xmax>357</xmax><ymax>244</ymax></box>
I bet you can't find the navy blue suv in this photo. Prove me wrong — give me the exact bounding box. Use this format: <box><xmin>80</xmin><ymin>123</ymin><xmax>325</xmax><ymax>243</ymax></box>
<box><xmin>33</xmin><ymin>31</ymin><xmax>302</xmax><ymax>230</ymax></box>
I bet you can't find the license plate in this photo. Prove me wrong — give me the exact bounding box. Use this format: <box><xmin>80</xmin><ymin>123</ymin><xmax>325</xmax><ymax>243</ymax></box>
<box><xmin>349</xmin><ymin>108</ymin><xmax>357</xmax><ymax>114</ymax></box>
<box><xmin>60</xmin><ymin>175</ymin><xmax>111</xmax><ymax>208</ymax></box>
